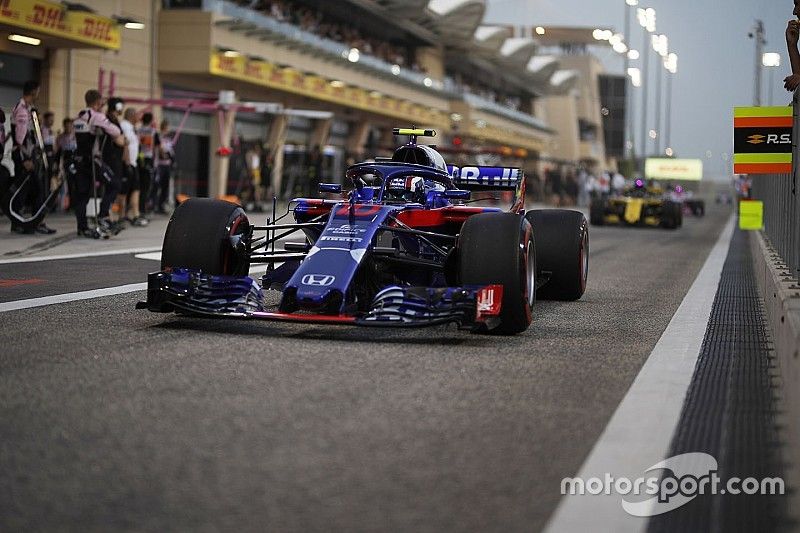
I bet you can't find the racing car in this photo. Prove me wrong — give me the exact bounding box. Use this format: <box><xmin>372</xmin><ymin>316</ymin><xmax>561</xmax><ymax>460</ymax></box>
<box><xmin>138</xmin><ymin>128</ymin><xmax>589</xmax><ymax>335</ymax></box>
<box><xmin>590</xmin><ymin>179</ymin><xmax>683</xmax><ymax>229</ymax></box>
<box><xmin>668</xmin><ymin>185</ymin><xmax>705</xmax><ymax>217</ymax></box>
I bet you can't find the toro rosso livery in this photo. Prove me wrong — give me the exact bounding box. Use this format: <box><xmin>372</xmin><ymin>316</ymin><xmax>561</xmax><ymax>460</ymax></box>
<box><xmin>139</xmin><ymin>129</ymin><xmax>589</xmax><ymax>335</ymax></box>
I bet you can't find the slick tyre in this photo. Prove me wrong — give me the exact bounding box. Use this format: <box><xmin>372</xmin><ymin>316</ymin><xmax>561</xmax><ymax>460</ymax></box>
<box><xmin>660</xmin><ymin>201</ymin><xmax>681</xmax><ymax>230</ymax></box>
<box><xmin>161</xmin><ymin>198</ymin><xmax>250</xmax><ymax>275</ymax></box>
<box><xmin>526</xmin><ymin>209</ymin><xmax>589</xmax><ymax>301</ymax></box>
<box><xmin>458</xmin><ymin>212</ymin><xmax>534</xmax><ymax>335</ymax></box>
<box><xmin>589</xmin><ymin>198</ymin><xmax>606</xmax><ymax>226</ymax></box>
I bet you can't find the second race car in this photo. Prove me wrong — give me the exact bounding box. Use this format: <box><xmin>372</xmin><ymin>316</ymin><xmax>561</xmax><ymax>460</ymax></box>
<box><xmin>590</xmin><ymin>179</ymin><xmax>683</xmax><ymax>229</ymax></box>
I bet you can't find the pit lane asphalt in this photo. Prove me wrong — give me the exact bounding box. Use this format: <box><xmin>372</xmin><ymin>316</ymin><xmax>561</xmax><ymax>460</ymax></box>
<box><xmin>0</xmin><ymin>206</ymin><xmax>731</xmax><ymax>532</ymax></box>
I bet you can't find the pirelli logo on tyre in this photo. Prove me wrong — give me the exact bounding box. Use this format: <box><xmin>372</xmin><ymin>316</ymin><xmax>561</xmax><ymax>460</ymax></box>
<box><xmin>733</xmin><ymin>106</ymin><xmax>793</xmax><ymax>174</ymax></box>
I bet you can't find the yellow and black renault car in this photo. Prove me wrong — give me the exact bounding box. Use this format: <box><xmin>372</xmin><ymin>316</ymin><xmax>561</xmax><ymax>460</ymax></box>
<box><xmin>589</xmin><ymin>180</ymin><xmax>683</xmax><ymax>229</ymax></box>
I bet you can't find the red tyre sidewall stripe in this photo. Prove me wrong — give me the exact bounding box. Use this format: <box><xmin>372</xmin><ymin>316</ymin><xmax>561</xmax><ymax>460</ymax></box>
<box><xmin>522</xmin><ymin>222</ymin><xmax>532</xmax><ymax>323</ymax></box>
<box><xmin>224</xmin><ymin>214</ymin><xmax>246</xmax><ymax>275</ymax></box>
<box><xmin>579</xmin><ymin>229</ymin><xmax>588</xmax><ymax>293</ymax></box>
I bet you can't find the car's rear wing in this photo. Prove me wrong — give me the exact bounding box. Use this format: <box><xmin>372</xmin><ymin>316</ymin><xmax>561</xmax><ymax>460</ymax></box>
<box><xmin>447</xmin><ymin>166</ymin><xmax>523</xmax><ymax>191</ymax></box>
<box><xmin>447</xmin><ymin>166</ymin><xmax>526</xmax><ymax>212</ymax></box>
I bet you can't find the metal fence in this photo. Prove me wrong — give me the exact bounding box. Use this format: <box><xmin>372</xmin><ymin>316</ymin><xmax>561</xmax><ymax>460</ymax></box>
<box><xmin>750</xmin><ymin>89</ymin><xmax>800</xmax><ymax>277</ymax></box>
<box><xmin>751</xmin><ymin>172</ymin><xmax>800</xmax><ymax>276</ymax></box>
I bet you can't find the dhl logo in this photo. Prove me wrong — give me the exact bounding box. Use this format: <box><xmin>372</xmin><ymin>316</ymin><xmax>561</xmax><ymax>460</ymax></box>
<box><xmin>747</xmin><ymin>134</ymin><xmax>766</xmax><ymax>145</ymax></box>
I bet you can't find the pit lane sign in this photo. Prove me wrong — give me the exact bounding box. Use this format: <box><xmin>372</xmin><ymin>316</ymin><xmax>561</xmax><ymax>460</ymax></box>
<box><xmin>733</xmin><ymin>106</ymin><xmax>793</xmax><ymax>174</ymax></box>
<box><xmin>739</xmin><ymin>200</ymin><xmax>764</xmax><ymax>231</ymax></box>
<box><xmin>0</xmin><ymin>0</ymin><xmax>121</xmax><ymax>50</ymax></box>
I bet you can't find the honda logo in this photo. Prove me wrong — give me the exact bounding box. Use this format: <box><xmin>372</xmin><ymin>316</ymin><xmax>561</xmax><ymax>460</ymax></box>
<box><xmin>301</xmin><ymin>274</ymin><xmax>336</xmax><ymax>287</ymax></box>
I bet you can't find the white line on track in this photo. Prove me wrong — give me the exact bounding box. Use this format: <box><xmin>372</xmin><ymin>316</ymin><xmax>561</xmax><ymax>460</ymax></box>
<box><xmin>0</xmin><ymin>247</ymin><xmax>162</xmax><ymax>265</ymax></box>
<box><xmin>544</xmin><ymin>215</ymin><xmax>735</xmax><ymax>533</ymax></box>
<box><xmin>0</xmin><ymin>283</ymin><xmax>148</xmax><ymax>313</ymax></box>
<box><xmin>0</xmin><ymin>262</ymin><xmax>272</xmax><ymax>313</ymax></box>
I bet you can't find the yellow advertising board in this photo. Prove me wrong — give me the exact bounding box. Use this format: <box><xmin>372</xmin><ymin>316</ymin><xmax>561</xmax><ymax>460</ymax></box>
<box><xmin>645</xmin><ymin>158</ymin><xmax>704</xmax><ymax>181</ymax></box>
<box><xmin>209</xmin><ymin>53</ymin><xmax>446</xmax><ymax>128</ymax></box>
<box><xmin>739</xmin><ymin>200</ymin><xmax>764</xmax><ymax>231</ymax></box>
<box><xmin>0</xmin><ymin>0</ymin><xmax>121</xmax><ymax>49</ymax></box>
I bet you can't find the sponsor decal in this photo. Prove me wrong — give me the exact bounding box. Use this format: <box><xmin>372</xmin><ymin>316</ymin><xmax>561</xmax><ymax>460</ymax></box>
<box><xmin>476</xmin><ymin>285</ymin><xmax>503</xmax><ymax>317</ymax></box>
<box><xmin>450</xmin><ymin>166</ymin><xmax>521</xmax><ymax>187</ymax></box>
<box><xmin>319</xmin><ymin>236</ymin><xmax>363</xmax><ymax>243</ymax></box>
<box><xmin>561</xmin><ymin>452</ymin><xmax>785</xmax><ymax>517</ymax></box>
<box><xmin>301</xmin><ymin>274</ymin><xmax>335</xmax><ymax>287</ymax></box>
<box><xmin>0</xmin><ymin>0</ymin><xmax>121</xmax><ymax>49</ymax></box>
<box><xmin>733</xmin><ymin>106</ymin><xmax>793</xmax><ymax>173</ymax></box>
<box><xmin>328</xmin><ymin>224</ymin><xmax>367</xmax><ymax>235</ymax></box>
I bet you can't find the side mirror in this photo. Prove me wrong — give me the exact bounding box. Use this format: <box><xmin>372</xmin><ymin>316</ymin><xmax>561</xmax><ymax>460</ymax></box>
<box><xmin>319</xmin><ymin>183</ymin><xmax>342</xmax><ymax>194</ymax></box>
<box><xmin>444</xmin><ymin>189</ymin><xmax>471</xmax><ymax>201</ymax></box>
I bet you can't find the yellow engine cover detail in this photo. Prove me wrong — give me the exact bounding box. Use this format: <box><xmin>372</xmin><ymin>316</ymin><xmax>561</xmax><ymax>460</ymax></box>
<box><xmin>624</xmin><ymin>198</ymin><xmax>645</xmax><ymax>224</ymax></box>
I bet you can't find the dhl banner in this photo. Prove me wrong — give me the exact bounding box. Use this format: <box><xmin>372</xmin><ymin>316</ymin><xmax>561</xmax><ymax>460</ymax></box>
<box><xmin>733</xmin><ymin>106</ymin><xmax>793</xmax><ymax>174</ymax></box>
<box><xmin>210</xmin><ymin>53</ymin><xmax>446</xmax><ymax>128</ymax></box>
<box><xmin>0</xmin><ymin>0</ymin><xmax>121</xmax><ymax>49</ymax></box>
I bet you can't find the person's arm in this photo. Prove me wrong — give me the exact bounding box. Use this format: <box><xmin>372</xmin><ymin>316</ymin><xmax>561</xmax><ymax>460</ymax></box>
<box><xmin>788</xmin><ymin>20</ymin><xmax>800</xmax><ymax>74</ymax></box>
<box><xmin>90</xmin><ymin>112</ymin><xmax>124</xmax><ymax>145</ymax></box>
<box><xmin>13</xmin><ymin>108</ymin><xmax>30</xmax><ymax>154</ymax></box>
<box><xmin>785</xmin><ymin>20</ymin><xmax>800</xmax><ymax>91</ymax></box>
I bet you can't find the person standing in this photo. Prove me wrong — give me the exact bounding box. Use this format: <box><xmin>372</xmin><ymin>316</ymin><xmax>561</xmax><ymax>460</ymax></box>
<box><xmin>117</xmin><ymin>107</ymin><xmax>147</xmax><ymax>227</ymax></box>
<box><xmin>55</xmin><ymin>118</ymin><xmax>76</xmax><ymax>211</ymax></box>
<box><xmin>72</xmin><ymin>89</ymin><xmax>124</xmax><ymax>239</ymax></box>
<box><xmin>97</xmin><ymin>98</ymin><xmax>126</xmax><ymax>233</ymax></box>
<box><xmin>9</xmin><ymin>80</ymin><xmax>55</xmax><ymax>234</ymax></box>
<box><xmin>153</xmin><ymin>119</ymin><xmax>174</xmax><ymax>214</ymax></box>
<box><xmin>137</xmin><ymin>112</ymin><xmax>159</xmax><ymax>216</ymax></box>
<box><xmin>612</xmin><ymin>171</ymin><xmax>627</xmax><ymax>196</ymax></box>
<box><xmin>41</xmin><ymin>111</ymin><xmax>57</xmax><ymax>191</ymax></box>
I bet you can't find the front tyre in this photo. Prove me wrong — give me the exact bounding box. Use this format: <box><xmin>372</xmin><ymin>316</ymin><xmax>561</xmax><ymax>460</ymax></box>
<box><xmin>458</xmin><ymin>213</ymin><xmax>534</xmax><ymax>335</ymax></box>
<box><xmin>161</xmin><ymin>198</ymin><xmax>250</xmax><ymax>275</ymax></box>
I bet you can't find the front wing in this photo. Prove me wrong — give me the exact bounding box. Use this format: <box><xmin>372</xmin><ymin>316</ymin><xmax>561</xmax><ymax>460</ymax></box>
<box><xmin>137</xmin><ymin>269</ymin><xmax>503</xmax><ymax>331</ymax></box>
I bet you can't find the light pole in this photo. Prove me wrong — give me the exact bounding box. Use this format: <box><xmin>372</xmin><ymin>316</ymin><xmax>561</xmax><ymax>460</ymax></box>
<box><xmin>638</xmin><ymin>7</ymin><xmax>656</xmax><ymax>166</ymax></box>
<box><xmin>762</xmin><ymin>52</ymin><xmax>781</xmax><ymax>106</ymax></box>
<box><xmin>652</xmin><ymin>34</ymin><xmax>668</xmax><ymax>155</ymax></box>
<box><xmin>623</xmin><ymin>0</ymin><xmax>638</xmax><ymax>162</ymax></box>
<box><xmin>750</xmin><ymin>21</ymin><xmax>766</xmax><ymax>106</ymax></box>
<box><xmin>664</xmin><ymin>53</ymin><xmax>677</xmax><ymax>155</ymax></box>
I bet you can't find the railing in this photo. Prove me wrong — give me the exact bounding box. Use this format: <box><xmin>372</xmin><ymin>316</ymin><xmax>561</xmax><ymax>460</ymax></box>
<box><xmin>750</xmin><ymin>89</ymin><xmax>800</xmax><ymax>277</ymax></box>
<box><xmin>461</xmin><ymin>93</ymin><xmax>551</xmax><ymax>132</ymax></box>
<box><xmin>200</xmin><ymin>0</ymin><xmax>458</xmax><ymax>96</ymax></box>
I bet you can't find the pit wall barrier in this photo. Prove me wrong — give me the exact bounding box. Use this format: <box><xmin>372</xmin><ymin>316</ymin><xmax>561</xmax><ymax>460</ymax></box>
<box><xmin>748</xmin><ymin>88</ymin><xmax>800</xmax><ymax>520</ymax></box>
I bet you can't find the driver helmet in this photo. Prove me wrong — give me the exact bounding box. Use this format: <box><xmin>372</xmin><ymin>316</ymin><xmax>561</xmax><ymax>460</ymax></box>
<box><xmin>387</xmin><ymin>176</ymin><xmax>426</xmax><ymax>203</ymax></box>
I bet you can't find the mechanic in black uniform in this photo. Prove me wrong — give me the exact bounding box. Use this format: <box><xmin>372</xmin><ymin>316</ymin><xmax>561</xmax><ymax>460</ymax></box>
<box><xmin>97</xmin><ymin>97</ymin><xmax>126</xmax><ymax>234</ymax></box>
<box><xmin>72</xmin><ymin>89</ymin><xmax>124</xmax><ymax>239</ymax></box>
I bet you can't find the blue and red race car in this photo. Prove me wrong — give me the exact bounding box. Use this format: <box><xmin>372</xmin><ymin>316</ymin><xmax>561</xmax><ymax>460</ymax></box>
<box><xmin>138</xmin><ymin>129</ymin><xmax>589</xmax><ymax>335</ymax></box>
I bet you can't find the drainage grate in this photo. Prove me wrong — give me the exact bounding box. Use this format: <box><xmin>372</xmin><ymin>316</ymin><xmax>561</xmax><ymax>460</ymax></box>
<box><xmin>648</xmin><ymin>229</ymin><xmax>785</xmax><ymax>532</ymax></box>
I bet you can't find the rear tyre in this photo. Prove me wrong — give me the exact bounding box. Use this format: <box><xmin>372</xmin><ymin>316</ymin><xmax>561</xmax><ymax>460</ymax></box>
<box><xmin>589</xmin><ymin>198</ymin><xmax>606</xmax><ymax>226</ymax></box>
<box><xmin>660</xmin><ymin>201</ymin><xmax>681</xmax><ymax>230</ymax></box>
<box><xmin>161</xmin><ymin>198</ymin><xmax>250</xmax><ymax>275</ymax></box>
<box><xmin>526</xmin><ymin>210</ymin><xmax>589</xmax><ymax>301</ymax></box>
<box><xmin>458</xmin><ymin>212</ymin><xmax>534</xmax><ymax>335</ymax></box>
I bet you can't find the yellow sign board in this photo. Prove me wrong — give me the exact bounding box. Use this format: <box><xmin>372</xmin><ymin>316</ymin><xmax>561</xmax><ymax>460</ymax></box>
<box><xmin>0</xmin><ymin>0</ymin><xmax>121</xmax><ymax>49</ymax></box>
<box><xmin>209</xmin><ymin>53</ymin><xmax>446</xmax><ymax>128</ymax></box>
<box><xmin>645</xmin><ymin>158</ymin><xmax>704</xmax><ymax>181</ymax></box>
<box><xmin>739</xmin><ymin>200</ymin><xmax>764</xmax><ymax>230</ymax></box>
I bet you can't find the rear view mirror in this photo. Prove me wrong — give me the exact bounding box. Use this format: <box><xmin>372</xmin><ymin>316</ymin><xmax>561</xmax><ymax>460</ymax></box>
<box><xmin>444</xmin><ymin>189</ymin><xmax>471</xmax><ymax>200</ymax></box>
<box><xmin>319</xmin><ymin>183</ymin><xmax>342</xmax><ymax>194</ymax></box>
